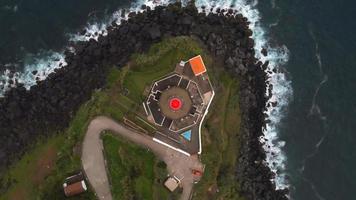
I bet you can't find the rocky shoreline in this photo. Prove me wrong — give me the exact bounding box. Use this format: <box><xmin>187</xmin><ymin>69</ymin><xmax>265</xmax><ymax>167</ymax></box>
<box><xmin>0</xmin><ymin>2</ymin><xmax>287</xmax><ymax>199</ymax></box>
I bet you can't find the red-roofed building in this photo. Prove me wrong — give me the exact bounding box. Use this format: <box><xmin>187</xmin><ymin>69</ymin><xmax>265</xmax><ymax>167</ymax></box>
<box><xmin>189</xmin><ymin>55</ymin><xmax>207</xmax><ymax>76</ymax></box>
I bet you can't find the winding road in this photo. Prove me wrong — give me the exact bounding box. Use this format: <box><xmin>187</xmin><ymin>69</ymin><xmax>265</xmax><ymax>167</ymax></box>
<box><xmin>81</xmin><ymin>116</ymin><xmax>203</xmax><ymax>200</ymax></box>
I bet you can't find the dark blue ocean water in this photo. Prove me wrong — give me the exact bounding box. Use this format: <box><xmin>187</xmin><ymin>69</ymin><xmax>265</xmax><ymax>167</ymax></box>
<box><xmin>0</xmin><ymin>0</ymin><xmax>355</xmax><ymax>199</ymax></box>
<box><xmin>0</xmin><ymin>0</ymin><xmax>130</xmax><ymax>65</ymax></box>
<box><xmin>258</xmin><ymin>0</ymin><xmax>356</xmax><ymax>199</ymax></box>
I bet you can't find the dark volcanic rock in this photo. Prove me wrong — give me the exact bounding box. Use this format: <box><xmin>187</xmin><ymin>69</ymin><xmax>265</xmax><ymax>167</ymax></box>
<box><xmin>261</xmin><ymin>48</ymin><xmax>268</xmax><ymax>56</ymax></box>
<box><xmin>147</xmin><ymin>25</ymin><xmax>162</xmax><ymax>40</ymax></box>
<box><xmin>0</xmin><ymin>2</ymin><xmax>286</xmax><ymax>199</ymax></box>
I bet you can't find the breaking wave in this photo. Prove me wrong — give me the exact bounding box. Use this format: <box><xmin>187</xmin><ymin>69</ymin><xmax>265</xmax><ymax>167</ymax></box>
<box><xmin>68</xmin><ymin>0</ymin><xmax>169</xmax><ymax>42</ymax></box>
<box><xmin>0</xmin><ymin>51</ymin><xmax>67</xmax><ymax>96</ymax></box>
<box><xmin>0</xmin><ymin>0</ymin><xmax>292</xmax><ymax>192</ymax></box>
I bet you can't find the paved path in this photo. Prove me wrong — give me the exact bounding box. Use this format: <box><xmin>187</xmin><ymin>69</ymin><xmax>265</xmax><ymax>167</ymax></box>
<box><xmin>81</xmin><ymin>116</ymin><xmax>203</xmax><ymax>200</ymax></box>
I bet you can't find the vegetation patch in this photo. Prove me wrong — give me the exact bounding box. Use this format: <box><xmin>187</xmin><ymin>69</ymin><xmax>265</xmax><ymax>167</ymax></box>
<box><xmin>124</xmin><ymin>36</ymin><xmax>204</xmax><ymax>101</ymax></box>
<box><xmin>102</xmin><ymin>132</ymin><xmax>177</xmax><ymax>200</ymax></box>
<box><xmin>0</xmin><ymin>136</ymin><xmax>65</xmax><ymax>200</ymax></box>
<box><xmin>193</xmin><ymin>62</ymin><xmax>245</xmax><ymax>200</ymax></box>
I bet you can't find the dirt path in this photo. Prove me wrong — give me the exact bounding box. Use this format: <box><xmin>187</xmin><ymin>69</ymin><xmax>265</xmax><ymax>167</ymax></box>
<box><xmin>82</xmin><ymin>116</ymin><xmax>203</xmax><ymax>200</ymax></box>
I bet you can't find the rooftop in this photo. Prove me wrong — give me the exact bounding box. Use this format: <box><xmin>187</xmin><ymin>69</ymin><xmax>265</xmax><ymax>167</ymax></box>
<box><xmin>63</xmin><ymin>180</ymin><xmax>87</xmax><ymax>197</ymax></box>
<box><xmin>144</xmin><ymin>55</ymin><xmax>214</xmax><ymax>155</ymax></box>
<box><xmin>164</xmin><ymin>177</ymin><xmax>179</xmax><ymax>192</ymax></box>
<box><xmin>189</xmin><ymin>55</ymin><xmax>206</xmax><ymax>76</ymax></box>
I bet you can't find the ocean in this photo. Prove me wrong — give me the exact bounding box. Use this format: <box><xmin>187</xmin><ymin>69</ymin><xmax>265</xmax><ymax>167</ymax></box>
<box><xmin>257</xmin><ymin>0</ymin><xmax>356</xmax><ymax>199</ymax></box>
<box><xmin>0</xmin><ymin>0</ymin><xmax>355</xmax><ymax>199</ymax></box>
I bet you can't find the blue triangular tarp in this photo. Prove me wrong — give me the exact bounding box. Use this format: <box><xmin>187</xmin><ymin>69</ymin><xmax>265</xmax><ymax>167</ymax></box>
<box><xmin>182</xmin><ymin>130</ymin><xmax>192</xmax><ymax>141</ymax></box>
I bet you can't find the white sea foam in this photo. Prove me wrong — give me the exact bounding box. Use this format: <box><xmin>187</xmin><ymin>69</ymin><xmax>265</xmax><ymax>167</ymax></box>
<box><xmin>68</xmin><ymin>0</ymin><xmax>172</xmax><ymax>42</ymax></box>
<box><xmin>0</xmin><ymin>0</ymin><xmax>292</xmax><ymax>191</ymax></box>
<box><xmin>0</xmin><ymin>51</ymin><xmax>67</xmax><ymax>96</ymax></box>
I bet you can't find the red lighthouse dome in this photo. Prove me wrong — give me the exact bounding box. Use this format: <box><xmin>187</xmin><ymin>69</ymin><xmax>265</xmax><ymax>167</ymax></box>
<box><xmin>169</xmin><ymin>98</ymin><xmax>182</xmax><ymax>111</ymax></box>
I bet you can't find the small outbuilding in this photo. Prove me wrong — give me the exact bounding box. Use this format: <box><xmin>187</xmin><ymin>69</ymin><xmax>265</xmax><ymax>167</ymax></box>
<box><xmin>164</xmin><ymin>177</ymin><xmax>180</xmax><ymax>192</ymax></box>
<box><xmin>63</xmin><ymin>172</ymin><xmax>87</xmax><ymax>197</ymax></box>
<box><xmin>63</xmin><ymin>180</ymin><xmax>87</xmax><ymax>197</ymax></box>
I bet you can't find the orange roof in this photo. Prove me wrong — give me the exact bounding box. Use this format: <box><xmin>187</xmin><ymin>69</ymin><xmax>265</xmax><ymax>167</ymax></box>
<box><xmin>189</xmin><ymin>55</ymin><xmax>206</xmax><ymax>76</ymax></box>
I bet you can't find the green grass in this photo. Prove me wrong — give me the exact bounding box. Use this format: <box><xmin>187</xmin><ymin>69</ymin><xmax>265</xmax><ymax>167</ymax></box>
<box><xmin>0</xmin><ymin>36</ymin><xmax>245</xmax><ymax>200</ymax></box>
<box><xmin>124</xmin><ymin>36</ymin><xmax>204</xmax><ymax>101</ymax></box>
<box><xmin>103</xmin><ymin>134</ymin><xmax>177</xmax><ymax>200</ymax></box>
<box><xmin>192</xmin><ymin>63</ymin><xmax>245</xmax><ymax>200</ymax></box>
<box><xmin>0</xmin><ymin>135</ymin><xmax>65</xmax><ymax>200</ymax></box>
<box><xmin>103</xmin><ymin>133</ymin><xmax>157</xmax><ymax>200</ymax></box>
<box><xmin>102</xmin><ymin>132</ymin><xmax>181</xmax><ymax>200</ymax></box>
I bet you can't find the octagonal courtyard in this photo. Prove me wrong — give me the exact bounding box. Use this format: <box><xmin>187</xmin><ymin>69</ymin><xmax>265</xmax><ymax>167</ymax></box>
<box><xmin>143</xmin><ymin>55</ymin><xmax>214</xmax><ymax>155</ymax></box>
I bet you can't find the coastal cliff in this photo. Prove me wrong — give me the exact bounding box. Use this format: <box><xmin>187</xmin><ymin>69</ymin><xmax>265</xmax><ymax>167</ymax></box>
<box><xmin>0</xmin><ymin>2</ymin><xmax>287</xmax><ymax>199</ymax></box>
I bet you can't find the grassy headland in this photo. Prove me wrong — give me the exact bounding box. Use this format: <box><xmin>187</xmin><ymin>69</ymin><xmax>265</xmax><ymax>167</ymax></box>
<box><xmin>0</xmin><ymin>36</ymin><xmax>244</xmax><ymax>200</ymax></box>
